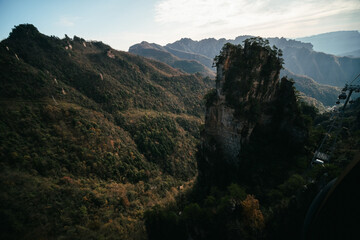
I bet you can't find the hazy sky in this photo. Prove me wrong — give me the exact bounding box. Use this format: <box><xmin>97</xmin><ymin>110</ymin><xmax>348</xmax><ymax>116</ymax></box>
<box><xmin>1</xmin><ymin>0</ymin><xmax>359</xmax><ymax>51</ymax></box>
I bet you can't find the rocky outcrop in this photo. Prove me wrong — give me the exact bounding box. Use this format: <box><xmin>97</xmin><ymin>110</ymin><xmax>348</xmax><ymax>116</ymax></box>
<box><xmin>203</xmin><ymin>40</ymin><xmax>282</xmax><ymax>163</ymax></box>
<box><xmin>199</xmin><ymin>39</ymin><xmax>307</xmax><ymax>186</ymax></box>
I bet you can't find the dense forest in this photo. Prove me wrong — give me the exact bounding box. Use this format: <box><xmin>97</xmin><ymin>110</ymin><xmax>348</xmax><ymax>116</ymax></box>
<box><xmin>0</xmin><ymin>24</ymin><xmax>212</xmax><ymax>239</ymax></box>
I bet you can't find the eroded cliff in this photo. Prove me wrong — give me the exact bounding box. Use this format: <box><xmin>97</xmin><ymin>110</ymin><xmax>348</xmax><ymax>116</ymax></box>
<box><xmin>199</xmin><ymin>38</ymin><xmax>307</xmax><ymax>187</ymax></box>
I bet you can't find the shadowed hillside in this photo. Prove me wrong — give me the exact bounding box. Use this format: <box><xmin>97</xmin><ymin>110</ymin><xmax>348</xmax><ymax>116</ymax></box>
<box><xmin>280</xmin><ymin>69</ymin><xmax>340</xmax><ymax>108</ymax></box>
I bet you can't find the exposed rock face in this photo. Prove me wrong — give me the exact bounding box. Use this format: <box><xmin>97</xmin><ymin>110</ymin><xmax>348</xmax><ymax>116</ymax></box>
<box><xmin>204</xmin><ymin>99</ymin><xmax>244</xmax><ymax>162</ymax></box>
<box><xmin>199</xmin><ymin>39</ymin><xmax>309</xmax><ymax>188</ymax></box>
<box><xmin>203</xmin><ymin>40</ymin><xmax>283</xmax><ymax>164</ymax></box>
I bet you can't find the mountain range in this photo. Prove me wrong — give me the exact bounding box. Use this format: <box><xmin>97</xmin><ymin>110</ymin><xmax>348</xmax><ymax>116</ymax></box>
<box><xmin>129</xmin><ymin>35</ymin><xmax>360</xmax><ymax>108</ymax></box>
<box><xmin>158</xmin><ymin>32</ymin><xmax>360</xmax><ymax>82</ymax></box>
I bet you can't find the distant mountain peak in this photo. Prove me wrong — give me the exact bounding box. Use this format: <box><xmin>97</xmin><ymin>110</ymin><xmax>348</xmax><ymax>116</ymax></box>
<box><xmin>179</xmin><ymin>37</ymin><xmax>193</xmax><ymax>41</ymax></box>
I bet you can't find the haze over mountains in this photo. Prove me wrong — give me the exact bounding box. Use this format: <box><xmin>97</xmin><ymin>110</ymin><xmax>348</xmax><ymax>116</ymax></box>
<box><xmin>129</xmin><ymin>31</ymin><xmax>360</xmax><ymax>108</ymax></box>
<box><xmin>296</xmin><ymin>31</ymin><xmax>360</xmax><ymax>57</ymax></box>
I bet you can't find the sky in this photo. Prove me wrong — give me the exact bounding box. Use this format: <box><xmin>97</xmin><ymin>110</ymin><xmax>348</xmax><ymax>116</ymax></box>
<box><xmin>0</xmin><ymin>0</ymin><xmax>359</xmax><ymax>51</ymax></box>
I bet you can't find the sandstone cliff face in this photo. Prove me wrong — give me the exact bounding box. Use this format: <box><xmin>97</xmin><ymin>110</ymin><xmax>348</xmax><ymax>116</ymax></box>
<box><xmin>203</xmin><ymin>41</ymin><xmax>283</xmax><ymax>163</ymax></box>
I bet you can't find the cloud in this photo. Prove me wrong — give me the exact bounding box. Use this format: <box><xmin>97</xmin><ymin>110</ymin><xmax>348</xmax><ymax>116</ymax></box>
<box><xmin>154</xmin><ymin>0</ymin><xmax>360</xmax><ymax>37</ymax></box>
<box><xmin>57</xmin><ymin>17</ymin><xmax>78</xmax><ymax>27</ymax></box>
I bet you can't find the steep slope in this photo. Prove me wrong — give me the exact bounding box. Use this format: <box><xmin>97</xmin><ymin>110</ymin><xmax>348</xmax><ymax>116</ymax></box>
<box><xmin>1</xmin><ymin>25</ymin><xmax>212</xmax><ymax>115</ymax></box>
<box><xmin>280</xmin><ymin>69</ymin><xmax>340</xmax><ymax>107</ymax></box>
<box><xmin>296</xmin><ymin>30</ymin><xmax>360</xmax><ymax>56</ymax></box>
<box><xmin>0</xmin><ymin>24</ymin><xmax>212</xmax><ymax>239</ymax></box>
<box><xmin>129</xmin><ymin>41</ymin><xmax>215</xmax><ymax>77</ymax></box>
<box><xmin>199</xmin><ymin>39</ymin><xmax>308</xmax><ymax>188</ymax></box>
